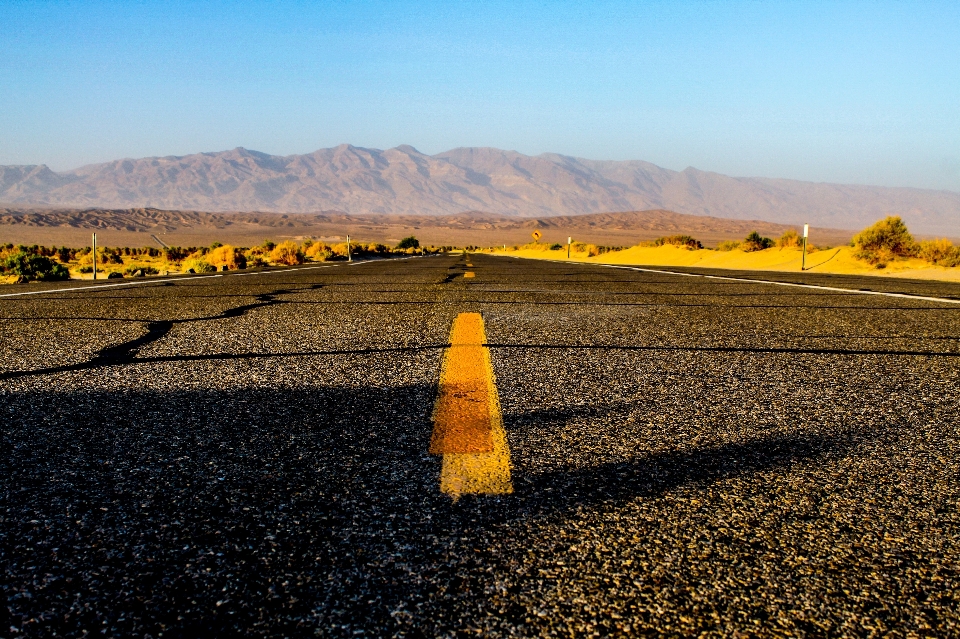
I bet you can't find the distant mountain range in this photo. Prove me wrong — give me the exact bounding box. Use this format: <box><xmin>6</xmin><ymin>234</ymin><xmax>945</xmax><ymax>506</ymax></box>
<box><xmin>2</xmin><ymin>145</ymin><xmax>958</xmax><ymax>234</ymax></box>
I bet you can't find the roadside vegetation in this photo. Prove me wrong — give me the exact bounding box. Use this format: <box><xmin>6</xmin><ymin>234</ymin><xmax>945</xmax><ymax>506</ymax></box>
<box><xmin>491</xmin><ymin>217</ymin><xmax>959</xmax><ymax>278</ymax></box>
<box><xmin>850</xmin><ymin>216</ymin><xmax>960</xmax><ymax>268</ymax></box>
<box><xmin>641</xmin><ymin>235</ymin><xmax>703</xmax><ymax>250</ymax></box>
<box><xmin>0</xmin><ymin>236</ymin><xmax>445</xmax><ymax>284</ymax></box>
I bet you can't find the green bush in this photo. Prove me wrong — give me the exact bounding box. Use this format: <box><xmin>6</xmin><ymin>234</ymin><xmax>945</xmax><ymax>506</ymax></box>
<box><xmin>853</xmin><ymin>216</ymin><xmax>916</xmax><ymax>265</ymax></box>
<box><xmin>742</xmin><ymin>231</ymin><xmax>775</xmax><ymax>252</ymax></box>
<box><xmin>716</xmin><ymin>240</ymin><xmax>741</xmax><ymax>251</ymax></box>
<box><xmin>1</xmin><ymin>252</ymin><xmax>70</xmax><ymax>281</ymax></box>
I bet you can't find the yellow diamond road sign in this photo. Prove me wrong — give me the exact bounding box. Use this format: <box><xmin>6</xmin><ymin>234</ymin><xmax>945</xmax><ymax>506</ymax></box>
<box><xmin>531</xmin><ymin>230</ymin><xmax>542</xmax><ymax>241</ymax></box>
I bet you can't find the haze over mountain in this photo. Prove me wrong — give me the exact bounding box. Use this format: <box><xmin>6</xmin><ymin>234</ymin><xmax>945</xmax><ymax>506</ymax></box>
<box><xmin>2</xmin><ymin>145</ymin><xmax>958</xmax><ymax>235</ymax></box>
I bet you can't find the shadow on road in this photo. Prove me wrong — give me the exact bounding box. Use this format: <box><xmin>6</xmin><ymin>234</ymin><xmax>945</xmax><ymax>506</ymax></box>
<box><xmin>3</xmin><ymin>379</ymin><xmax>873</xmax><ymax>636</ymax></box>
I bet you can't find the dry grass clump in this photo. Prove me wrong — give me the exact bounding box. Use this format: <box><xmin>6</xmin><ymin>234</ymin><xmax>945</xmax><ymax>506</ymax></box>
<box><xmin>777</xmin><ymin>230</ymin><xmax>802</xmax><ymax>248</ymax></box>
<box><xmin>181</xmin><ymin>255</ymin><xmax>216</xmax><ymax>273</ymax></box>
<box><xmin>643</xmin><ymin>235</ymin><xmax>703</xmax><ymax>250</ymax></box>
<box><xmin>520</xmin><ymin>242</ymin><xmax>554</xmax><ymax>252</ymax></box>
<box><xmin>566</xmin><ymin>242</ymin><xmax>599</xmax><ymax>256</ymax></box>
<box><xmin>716</xmin><ymin>240</ymin><xmax>741</xmax><ymax>251</ymax></box>
<box><xmin>775</xmin><ymin>230</ymin><xmax>818</xmax><ymax>253</ymax></box>
<box><xmin>122</xmin><ymin>263</ymin><xmax>160</xmax><ymax>275</ymax></box>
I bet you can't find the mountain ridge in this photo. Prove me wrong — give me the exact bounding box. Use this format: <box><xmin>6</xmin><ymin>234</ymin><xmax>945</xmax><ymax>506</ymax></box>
<box><xmin>2</xmin><ymin>144</ymin><xmax>958</xmax><ymax>234</ymax></box>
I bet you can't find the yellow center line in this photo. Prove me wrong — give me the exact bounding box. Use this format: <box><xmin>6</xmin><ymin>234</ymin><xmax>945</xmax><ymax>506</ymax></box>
<box><xmin>429</xmin><ymin>313</ymin><xmax>513</xmax><ymax>498</ymax></box>
<box><xmin>464</xmin><ymin>271</ymin><xmax>476</xmax><ymax>278</ymax></box>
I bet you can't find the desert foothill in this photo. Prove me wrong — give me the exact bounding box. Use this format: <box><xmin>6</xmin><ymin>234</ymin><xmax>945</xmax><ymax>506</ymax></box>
<box><xmin>3</xmin><ymin>2</ymin><xmax>960</xmax><ymax>637</ymax></box>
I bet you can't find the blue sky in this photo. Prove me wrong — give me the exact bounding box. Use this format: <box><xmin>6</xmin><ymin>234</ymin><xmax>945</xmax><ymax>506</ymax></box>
<box><xmin>1</xmin><ymin>0</ymin><xmax>958</xmax><ymax>191</ymax></box>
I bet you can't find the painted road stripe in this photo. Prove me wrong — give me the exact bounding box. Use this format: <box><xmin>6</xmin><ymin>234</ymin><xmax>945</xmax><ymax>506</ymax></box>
<box><xmin>601</xmin><ymin>265</ymin><xmax>960</xmax><ymax>305</ymax></box>
<box><xmin>508</xmin><ymin>256</ymin><xmax>960</xmax><ymax>306</ymax></box>
<box><xmin>464</xmin><ymin>272</ymin><xmax>476</xmax><ymax>278</ymax></box>
<box><xmin>430</xmin><ymin>313</ymin><xmax>512</xmax><ymax>497</ymax></box>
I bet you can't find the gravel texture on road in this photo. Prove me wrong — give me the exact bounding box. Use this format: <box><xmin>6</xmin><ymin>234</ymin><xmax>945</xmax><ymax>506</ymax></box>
<box><xmin>3</xmin><ymin>255</ymin><xmax>959</xmax><ymax>637</ymax></box>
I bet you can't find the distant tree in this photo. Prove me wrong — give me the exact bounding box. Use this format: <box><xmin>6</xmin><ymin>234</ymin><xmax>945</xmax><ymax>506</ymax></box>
<box><xmin>397</xmin><ymin>236</ymin><xmax>420</xmax><ymax>249</ymax></box>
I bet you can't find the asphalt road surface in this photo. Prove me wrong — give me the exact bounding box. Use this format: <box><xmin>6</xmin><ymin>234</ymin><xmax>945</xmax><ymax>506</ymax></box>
<box><xmin>3</xmin><ymin>254</ymin><xmax>960</xmax><ymax>637</ymax></box>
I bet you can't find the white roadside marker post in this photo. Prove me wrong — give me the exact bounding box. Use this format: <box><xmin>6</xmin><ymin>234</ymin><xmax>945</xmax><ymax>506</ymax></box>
<box><xmin>567</xmin><ymin>236</ymin><xmax>572</xmax><ymax>259</ymax></box>
<box><xmin>347</xmin><ymin>235</ymin><xmax>351</xmax><ymax>262</ymax></box>
<box><xmin>92</xmin><ymin>232</ymin><xmax>97</xmax><ymax>280</ymax></box>
<box><xmin>802</xmin><ymin>224</ymin><xmax>809</xmax><ymax>271</ymax></box>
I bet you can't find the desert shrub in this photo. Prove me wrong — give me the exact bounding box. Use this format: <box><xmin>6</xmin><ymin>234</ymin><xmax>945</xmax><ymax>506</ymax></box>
<box><xmin>549</xmin><ymin>243</ymin><xmax>563</xmax><ymax>250</ymax></box>
<box><xmin>181</xmin><ymin>256</ymin><xmax>216</xmax><ymax>273</ymax></box>
<box><xmin>649</xmin><ymin>235</ymin><xmax>703</xmax><ymax>250</ymax></box>
<box><xmin>1</xmin><ymin>251</ymin><xmax>70</xmax><ymax>281</ymax></box>
<box><xmin>270</xmin><ymin>240</ymin><xmax>306</xmax><ymax>265</ymax></box>
<box><xmin>742</xmin><ymin>231</ymin><xmax>775</xmax><ymax>252</ymax></box>
<box><xmin>98</xmin><ymin>249</ymin><xmax>124</xmax><ymax>265</ymax></box>
<box><xmin>122</xmin><ymin>264</ymin><xmax>160</xmax><ymax>275</ymax></box>
<box><xmin>261</xmin><ymin>240</ymin><xmax>276</xmax><ymax>252</ymax></box>
<box><xmin>716</xmin><ymin>240</ymin><xmax>741</xmax><ymax>251</ymax></box>
<box><xmin>397</xmin><ymin>236</ymin><xmax>420</xmax><ymax>250</ymax></box>
<box><xmin>853</xmin><ymin>216</ymin><xmax>916</xmax><ymax>265</ymax></box>
<box><xmin>917</xmin><ymin>238</ymin><xmax>960</xmax><ymax>267</ymax></box>
<box><xmin>330</xmin><ymin>243</ymin><xmax>352</xmax><ymax>258</ymax></box>
<box><xmin>777</xmin><ymin>230</ymin><xmax>803</xmax><ymax>248</ymax></box>
<box><xmin>246</xmin><ymin>256</ymin><xmax>268</xmax><ymax>268</ymax></box>
<box><xmin>207</xmin><ymin>245</ymin><xmax>247</xmax><ymax>270</ymax></box>
<box><xmin>305</xmin><ymin>242</ymin><xmax>334</xmax><ymax>261</ymax></box>
<box><xmin>163</xmin><ymin>247</ymin><xmax>189</xmax><ymax>262</ymax></box>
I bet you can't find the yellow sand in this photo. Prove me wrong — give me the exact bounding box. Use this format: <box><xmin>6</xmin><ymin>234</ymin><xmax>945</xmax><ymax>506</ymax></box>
<box><xmin>495</xmin><ymin>245</ymin><xmax>960</xmax><ymax>282</ymax></box>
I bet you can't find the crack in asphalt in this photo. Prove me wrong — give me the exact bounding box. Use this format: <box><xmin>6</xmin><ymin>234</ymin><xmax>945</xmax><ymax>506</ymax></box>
<box><xmin>0</xmin><ymin>288</ymin><xmax>300</xmax><ymax>380</ymax></box>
